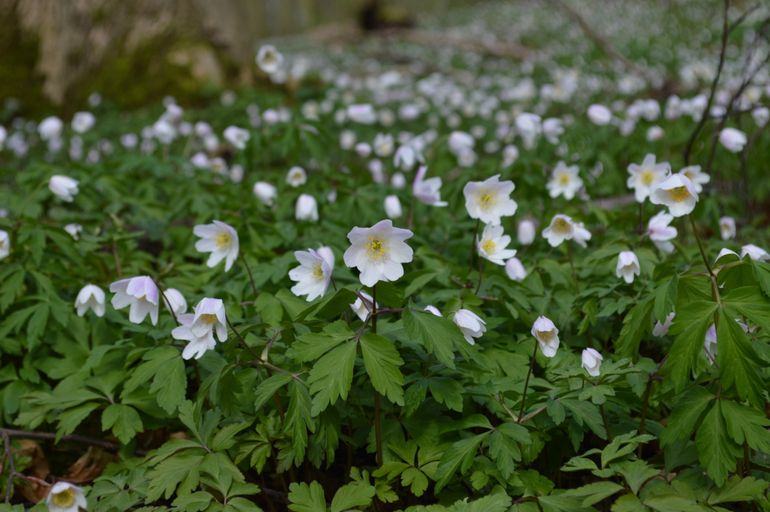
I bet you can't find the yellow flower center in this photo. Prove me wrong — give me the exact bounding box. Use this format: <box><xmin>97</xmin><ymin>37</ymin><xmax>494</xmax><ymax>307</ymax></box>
<box><xmin>290</xmin><ymin>171</ymin><xmax>303</xmax><ymax>181</ymax></box>
<box><xmin>312</xmin><ymin>263</ymin><xmax>325</xmax><ymax>280</ymax></box>
<box><xmin>667</xmin><ymin>186</ymin><xmax>690</xmax><ymax>202</ymax></box>
<box><xmin>478</xmin><ymin>191</ymin><xmax>495</xmax><ymax>210</ymax></box>
<box><xmin>683</xmin><ymin>170</ymin><xmax>694</xmax><ymax>180</ymax></box>
<box><xmin>558</xmin><ymin>173</ymin><xmax>570</xmax><ymax>186</ymax></box>
<box><xmin>199</xmin><ymin>313</ymin><xmax>218</xmax><ymax>324</ymax></box>
<box><xmin>481</xmin><ymin>239</ymin><xmax>496</xmax><ymax>254</ymax></box>
<box><xmin>536</xmin><ymin>330</ymin><xmax>555</xmax><ymax>342</ymax></box>
<box><xmin>52</xmin><ymin>488</ymin><xmax>76</xmax><ymax>508</ymax></box>
<box><xmin>552</xmin><ymin>217</ymin><xmax>572</xmax><ymax>234</ymax></box>
<box><xmin>641</xmin><ymin>169</ymin><xmax>655</xmax><ymax>186</ymax></box>
<box><xmin>215</xmin><ymin>232</ymin><xmax>231</xmax><ymax>249</ymax></box>
<box><xmin>367</xmin><ymin>238</ymin><xmax>386</xmax><ymax>260</ymax></box>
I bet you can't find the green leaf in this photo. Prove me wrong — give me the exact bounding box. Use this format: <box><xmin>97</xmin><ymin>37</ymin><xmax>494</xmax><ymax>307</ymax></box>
<box><xmin>330</xmin><ymin>481</ymin><xmax>376</xmax><ymax>512</ymax></box>
<box><xmin>428</xmin><ymin>377</ymin><xmax>464</xmax><ymax>412</ymax></box>
<box><xmin>716</xmin><ymin>308</ymin><xmax>763</xmax><ymax>405</ymax></box>
<box><xmin>719</xmin><ymin>400</ymin><xmax>770</xmax><ymax>453</ymax></box>
<box><xmin>359</xmin><ymin>333</ymin><xmax>404</xmax><ymax>405</ymax></box>
<box><xmin>660</xmin><ymin>385</ymin><xmax>714</xmax><ymax>447</ymax></box>
<box><xmin>694</xmin><ymin>401</ymin><xmax>740</xmax><ymax>486</ymax></box>
<box><xmin>663</xmin><ymin>300</ymin><xmax>717</xmax><ymax>392</ymax></box>
<box><xmin>101</xmin><ymin>404</ymin><xmax>143</xmax><ymax>444</ymax></box>
<box><xmin>434</xmin><ymin>433</ymin><xmax>489</xmax><ymax>492</ymax></box>
<box><xmin>615</xmin><ymin>298</ymin><xmax>653</xmax><ymax>358</ymax></box>
<box><xmin>172</xmin><ymin>491</ymin><xmax>213</xmax><ymax>511</ymax></box>
<box><xmin>57</xmin><ymin>402</ymin><xmax>101</xmax><ymax>439</ymax></box>
<box><xmin>403</xmin><ymin>309</ymin><xmax>462</xmax><ymax>369</ymax></box>
<box><xmin>308</xmin><ymin>340</ymin><xmax>356</xmax><ymax>416</ymax></box>
<box><xmin>401</xmin><ymin>467</ymin><xmax>429</xmax><ymax>497</ymax></box>
<box><xmin>614</xmin><ymin>460</ymin><xmax>659</xmax><ymax>495</ymax></box>
<box><xmin>254</xmin><ymin>373</ymin><xmax>293</xmax><ymax>411</ymax></box>
<box><xmin>288</xmin><ymin>481</ymin><xmax>327</xmax><ymax>512</ymax></box>
<box><xmin>284</xmin><ymin>380</ymin><xmax>314</xmax><ymax>466</ymax></box>
<box><xmin>255</xmin><ymin>292</ymin><xmax>283</xmax><ymax>325</ymax></box>
<box><xmin>123</xmin><ymin>347</ymin><xmax>187</xmax><ymax>414</ymax></box>
<box><xmin>563</xmin><ymin>481</ymin><xmax>624</xmax><ymax>506</ymax></box>
<box><xmin>707</xmin><ymin>476</ymin><xmax>768</xmax><ymax>505</ymax></box>
<box><xmin>288</xmin><ymin>321</ymin><xmax>353</xmax><ymax>362</ymax></box>
<box><xmin>752</xmin><ymin>261</ymin><xmax>770</xmax><ymax>298</ymax></box>
<box><xmin>653</xmin><ymin>274</ymin><xmax>678</xmax><ymax>322</ymax></box>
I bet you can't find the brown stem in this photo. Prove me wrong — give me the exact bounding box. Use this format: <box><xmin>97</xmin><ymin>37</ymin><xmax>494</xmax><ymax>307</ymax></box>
<box><xmin>1</xmin><ymin>428</ymin><xmax>123</xmax><ymax>453</ymax></box>
<box><xmin>242</xmin><ymin>257</ymin><xmax>259</xmax><ymax>299</ymax></box>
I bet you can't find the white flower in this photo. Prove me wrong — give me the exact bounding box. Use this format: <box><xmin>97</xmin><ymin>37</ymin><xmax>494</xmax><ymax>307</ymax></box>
<box><xmin>163</xmin><ymin>288</ymin><xmax>187</xmax><ymax>316</ymax></box>
<box><xmin>463</xmin><ymin>174</ymin><xmax>517</xmax><ymax>225</ymax></box>
<box><xmin>542</xmin><ymin>214</ymin><xmax>575</xmax><ymax>247</ymax></box>
<box><xmin>573</xmin><ymin>222</ymin><xmax>592</xmax><ymax>248</ymax></box>
<box><xmin>110</xmin><ymin>276</ymin><xmax>160</xmax><ymax>325</ymax></box>
<box><xmin>647</xmin><ymin>211</ymin><xmax>677</xmax><ymax>253</ymax></box>
<box><xmin>391</xmin><ymin>172</ymin><xmax>406</xmax><ymax>189</ymax></box>
<box><xmin>71</xmin><ymin>112</ymin><xmax>95</xmax><ymax>134</ymax></box>
<box><xmin>0</xmin><ymin>125</ymin><xmax>6</xmax><ymax>150</ymax></box>
<box><xmin>46</xmin><ymin>481</ymin><xmax>87</xmax><ymax>512</ymax></box>
<box><xmin>650</xmin><ymin>174</ymin><xmax>699</xmax><ymax>217</ymax></box>
<box><xmin>719</xmin><ymin>216</ymin><xmax>736</xmax><ymax>240</ymax></box>
<box><xmin>412</xmin><ymin>166</ymin><xmax>447</xmax><ymax>206</ymax></box>
<box><xmin>502</xmin><ymin>144</ymin><xmax>519</xmax><ymax>168</ymax></box>
<box><xmin>373</xmin><ymin>133</ymin><xmax>394</xmax><ymax>156</ymax></box>
<box><xmin>347</xmin><ymin>104</ymin><xmax>377</xmax><ymax>124</ymax></box>
<box><xmin>384</xmin><ymin>195</ymin><xmax>402</xmax><ymax>219</ymax></box>
<box><xmin>224</xmin><ymin>126</ymin><xmax>250</xmax><ymax>150</ymax></box>
<box><xmin>704</xmin><ymin>324</ymin><xmax>717</xmax><ymax>363</ymax></box>
<box><xmin>286</xmin><ymin>166</ymin><xmax>307</xmax><ymax>187</ymax></box>
<box><xmin>517</xmin><ymin>219</ymin><xmax>536</xmax><ymax>245</ymax></box>
<box><xmin>355</xmin><ymin>142</ymin><xmax>372</xmax><ymax>157</ymax></box>
<box><xmin>64</xmin><ymin>223</ymin><xmax>83</xmax><ymax>240</ymax></box>
<box><xmin>547</xmin><ymin>161</ymin><xmax>582</xmax><ymax>200</ymax></box>
<box><xmin>394</xmin><ymin>145</ymin><xmax>418</xmax><ymax>171</ymax></box>
<box><xmin>295</xmin><ymin>194</ymin><xmax>319</xmax><ymax>222</ymax></box>
<box><xmin>289</xmin><ymin>248</ymin><xmax>334</xmax><ymax>301</ymax></box>
<box><xmin>49</xmin><ymin>175</ymin><xmax>79</xmax><ymax>202</ymax></box>
<box><xmin>256</xmin><ymin>45</ymin><xmax>283</xmax><ymax>74</ymax></box>
<box><xmin>542</xmin><ymin>118</ymin><xmax>564</xmax><ymax>144</ymax></box>
<box><xmin>448</xmin><ymin>131</ymin><xmax>474</xmax><ymax>156</ymax></box>
<box><xmin>0</xmin><ymin>230</ymin><xmax>9</xmax><ymax>260</ymax></box>
<box><xmin>616</xmin><ymin>250</ymin><xmax>641</xmax><ymax>284</ymax></box>
<box><xmin>679</xmin><ymin>165</ymin><xmax>710</xmax><ymax>193</ymax></box>
<box><xmin>626</xmin><ymin>154</ymin><xmax>670</xmax><ymax>203</ymax></box>
<box><xmin>424</xmin><ymin>305</ymin><xmax>442</xmax><ymax>316</ymax></box>
<box><xmin>505</xmin><ymin>257</ymin><xmax>527</xmax><ymax>281</ymax></box>
<box><xmin>351</xmin><ymin>291</ymin><xmax>377</xmax><ymax>321</ymax></box>
<box><xmin>75</xmin><ymin>284</ymin><xmax>105</xmax><ymax>317</ymax></box>
<box><xmin>646</xmin><ymin>126</ymin><xmax>664</xmax><ymax>141</ymax></box>
<box><xmin>653</xmin><ymin>312</ymin><xmax>675</xmax><ymax>337</ymax></box>
<box><xmin>38</xmin><ymin>116</ymin><xmax>63</xmax><ymax>141</ymax></box>
<box><xmin>515</xmin><ymin>113</ymin><xmax>541</xmax><ymax>149</ymax></box>
<box><xmin>253</xmin><ymin>181</ymin><xmax>277</xmax><ymax>206</ymax></box>
<box><xmin>531</xmin><ymin>316</ymin><xmax>559</xmax><ymax>357</ymax></box>
<box><xmin>340</xmin><ymin>130</ymin><xmax>356</xmax><ymax>150</ymax></box>
<box><xmin>587</xmin><ymin>104</ymin><xmax>612</xmax><ymax>125</ymax></box>
<box><xmin>581</xmin><ymin>348</ymin><xmax>603</xmax><ymax>377</ymax></box>
<box><xmin>343</xmin><ymin>219</ymin><xmax>414</xmax><ymax>287</ymax></box>
<box><xmin>453</xmin><ymin>309</ymin><xmax>486</xmax><ymax>345</ymax></box>
<box><xmin>172</xmin><ymin>298</ymin><xmax>228</xmax><ymax>360</ymax></box>
<box><xmin>719</xmin><ymin>127</ymin><xmax>747</xmax><ymax>153</ymax></box>
<box><xmin>752</xmin><ymin>107</ymin><xmax>769</xmax><ymax>128</ymax></box>
<box><xmin>194</xmin><ymin>220</ymin><xmax>239</xmax><ymax>272</ymax></box>
<box><xmin>477</xmin><ymin>224</ymin><xmax>516</xmax><ymax>265</ymax></box>
<box><xmin>741</xmin><ymin>244</ymin><xmax>770</xmax><ymax>261</ymax></box>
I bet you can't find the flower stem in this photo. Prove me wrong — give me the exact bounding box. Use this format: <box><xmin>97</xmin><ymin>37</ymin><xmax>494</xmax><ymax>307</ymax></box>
<box><xmin>518</xmin><ymin>338</ymin><xmax>538</xmax><ymax>422</ymax></box>
<box><xmin>371</xmin><ymin>284</ymin><xmax>383</xmax><ymax>465</ymax></box>
<box><xmin>474</xmin><ymin>258</ymin><xmax>485</xmax><ymax>295</ymax></box>
<box><xmin>688</xmin><ymin>215</ymin><xmax>714</xmax><ymax>277</ymax></box>
<box><xmin>242</xmin><ymin>257</ymin><xmax>259</xmax><ymax>299</ymax></box>
<box><xmin>600</xmin><ymin>404</ymin><xmax>613</xmax><ymax>441</ymax></box>
<box><xmin>467</xmin><ymin>219</ymin><xmax>480</xmax><ymax>272</ymax></box>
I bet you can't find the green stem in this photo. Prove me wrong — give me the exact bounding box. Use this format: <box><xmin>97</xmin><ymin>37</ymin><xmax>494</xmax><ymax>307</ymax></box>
<box><xmin>518</xmin><ymin>338</ymin><xmax>538</xmax><ymax>422</ymax></box>
<box><xmin>371</xmin><ymin>284</ymin><xmax>383</xmax><ymax>465</ymax></box>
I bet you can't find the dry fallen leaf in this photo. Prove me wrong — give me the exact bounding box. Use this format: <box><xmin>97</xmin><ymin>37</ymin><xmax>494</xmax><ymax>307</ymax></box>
<box><xmin>17</xmin><ymin>440</ymin><xmax>50</xmax><ymax>503</ymax></box>
<box><xmin>63</xmin><ymin>446</ymin><xmax>114</xmax><ymax>483</ymax></box>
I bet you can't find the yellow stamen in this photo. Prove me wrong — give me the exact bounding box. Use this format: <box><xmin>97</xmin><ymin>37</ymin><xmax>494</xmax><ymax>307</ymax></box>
<box><xmin>558</xmin><ymin>173</ymin><xmax>570</xmax><ymax>186</ymax></box>
<box><xmin>52</xmin><ymin>489</ymin><xmax>76</xmax><ymax>507</ymax></box>
<box><xmin>199</xmin><ymin>313</ymin><xmax>218</xmax><ymax>324</ymax></box>
<box><xmin>668</xmin><ymin>186</ymin><xmax>690</xmax><ymax>202</ymax></box>
<box><xmin>215</xmin><ymin>232</ymin><xmax>231</xmax><ymax>249</ymax></box>
<box><xmin>553</xmin><ymin>217</ymin><xmax>572</xmax><ymax>233</ymax></box>
<box><xmin>640</xmin><ymin>169</ymin><xmax>655</xmax><ymax>186</ymax></box>
<box><xmin>312</xmin><ymin>263</ymin><xmax>325</xmax><ymax>280</ymax></box>
<box><xmin>478</xmin><ymin>191</ymin><xmax>495</xmax><ymax>210</ymax></box>
<box><xmin>481</xmin><ymin>239</ymin><xmax>496</xmax><ymax>254</ymax></box>
<box><xmin>536</xmin><ymin>330</ymin><xmax>555</xmax><ymax>342</ymax></box>
<box><xmin>367</xmin><ymin>237</ymin><xmax>386</xmax><ymax>260</ymax></box>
